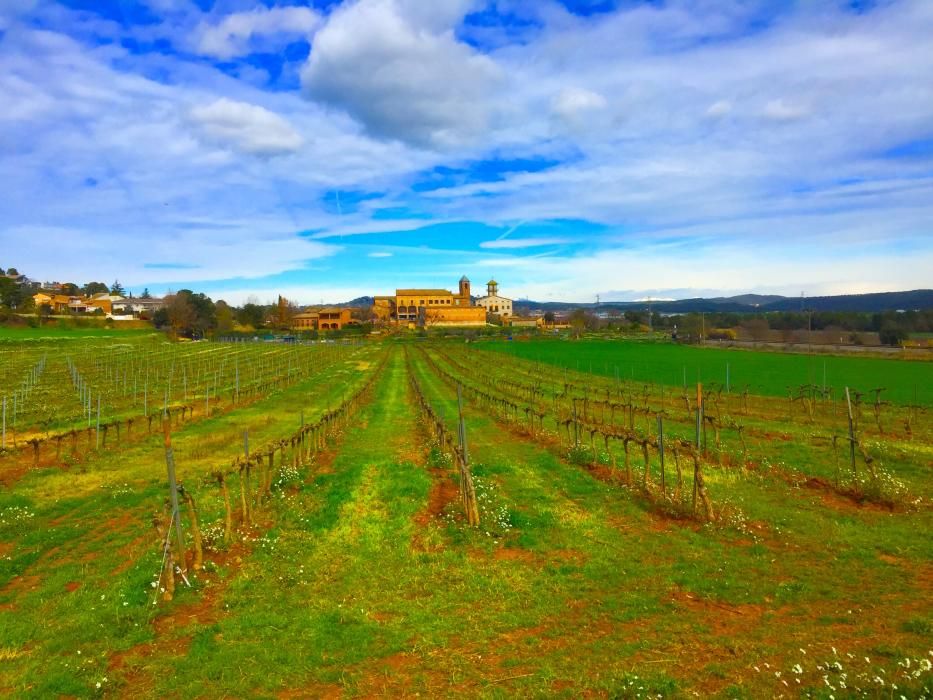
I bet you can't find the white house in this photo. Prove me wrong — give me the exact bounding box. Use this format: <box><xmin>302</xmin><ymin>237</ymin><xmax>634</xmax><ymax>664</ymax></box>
<box><xmin>475</xmin><ymin>279</ymin><xmax>513</xmax><ymax>318</ymax></box>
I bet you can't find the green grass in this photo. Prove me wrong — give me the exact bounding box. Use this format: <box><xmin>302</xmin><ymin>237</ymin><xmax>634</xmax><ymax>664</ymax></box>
<box><xmin>479</xmin><ymin>337</ymin><xmax>933</xmax><ymax>405</ymax></box>
<box><xmin>0</xmin><ymin>340</ymin><xmax>930</xmax><ymax>698</ymax></box>
<box><xmin>0</xmin><ymin>326</ymin><xmax>158</xmax><ymax>340</ymax></box>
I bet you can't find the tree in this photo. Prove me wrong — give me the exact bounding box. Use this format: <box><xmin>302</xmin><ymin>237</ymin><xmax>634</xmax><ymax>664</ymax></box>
<box><xmin>110</xmin><ymin>280</ymin><xmax>125</xmax><ymax>296</ymax></box>
<box><xmin>215</xmin><ymin>300</ymin><xmax>234</xmax><ymax>333</ymax></box>
<box><xmin>543</xmin><ymin>311</ymin><xmax>556</xmax><ymax>326</ymax></box>
<box><xmin>161</xmin><ymin>293</ymin><xmax>196</xmax><ymax>339</ymax></box>
<box><xmin>60</xmin><ymin>282</ymin><xmax>80</xmax><ymax>296</ymax></box>
<box><xmin>83</xmin><ymin>281</ymin><xmax>108</xmax><ymax>296</ymax></box>
<box><xmin>879</xmin><ymin>324</ymin><xmax>908</xmax><ymax>347</ymax></box>
<box><xmin>141</xmin><ymin>287</ymin><xmax>152</xmax><ymax>299</ymax></box>
<box><xmin>0</xmin><ymin>277</ymin><xmax>25</xmax><ymax>309</ymax></box>
<box><xmin>274</xmin><ymin>295</ymin><xmax>299</xmax><ymax>329</ymax></box>
<box><xmin>6</xmin><ymin>267</ymin><xmax>18</xmax><ymax>276</ymax></box>
<box><xmin>171</xmin><ymin>289</ymin><xmax>216</xmax><ymax>338</ymax></box>
<box><xmin>742</xmin><ymin>317</ymin><xmax>770</xmax><ymax>343</ymax></box>
<box><xmin>569</xmin><ymin>308</ymin><xmax>595</xmax><ymax>338</ymax></box>
<box><xmin>679</xmin><ymin>314</ymin><xmax>703</xmax><ymax>343</ymax></box>
<box><xmin>237</xmin><ymin>302</ymin><xmax>265</xmax><ymax>329</ymax></box>
<box><xmin>36</xmin><ymin>303</ymin><xmax>52</xmax><ymax>325</ymax></box>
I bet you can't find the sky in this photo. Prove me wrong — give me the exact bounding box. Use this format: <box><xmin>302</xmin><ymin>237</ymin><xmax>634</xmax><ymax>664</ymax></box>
<box><xmin>1</xmin><ymin>0</ymin><xmax>932</xmax><ymax>305</ymax></box>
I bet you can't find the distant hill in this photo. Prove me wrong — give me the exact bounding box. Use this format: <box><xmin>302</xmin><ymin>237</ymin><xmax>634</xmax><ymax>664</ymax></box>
<box><xmin>711</xmin><ymin>294</ymin><xmax>785</xmax><ymax>306</ymax></box>
<box><xmin>510</xmin><ymin>290</ymin><xmax>933</xmax><ymax>314</ymax></box>
<box><xmin>758</xmin><ymin>290</ymin><xmax>933</xmax><ymax>312</ymax></box>
<box><xmin>334</xmin><ymin>290</ymin><xmax>933</xmax><ymax>313</ymax></box>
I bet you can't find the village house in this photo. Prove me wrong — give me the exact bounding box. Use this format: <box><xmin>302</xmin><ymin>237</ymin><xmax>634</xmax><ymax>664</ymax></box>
<box><xmin>4</xmin><ymin>272</ymin><xmax>39</xmax><ymax>288</ymax></box>
<box><xmin>113</xmin><ymin>297</ymin><xmax>164</xmax><ymax>316</ymax></box>
<box><xmin>318</xmin><ymin>307</ymin><xmax>352</xmax><ymax>330</ymax></box>
<box><xmin>32</xmin><ymin>291</ymin><xmax>164</xmax><ymax>318</ymax></box>
<box><xmin>291</xmin><ymin>310</ymin><xmax>319</xmax><ymax>330</ymax></box>
<box><xmin>290</xmin><ymin>306</ymin><xmax>353</xmax><ymax>331</ymax></box>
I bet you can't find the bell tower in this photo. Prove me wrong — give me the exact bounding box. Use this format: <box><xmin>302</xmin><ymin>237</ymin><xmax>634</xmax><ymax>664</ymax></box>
<box><xmin>459</xmin><ymin>275</ymin><xmax>471</xmax><ymax>299</ymax></box>
<box><xmin>486</xmin><ymin>279</ymin><xmax>498</xmax><ymax>297</ymax></box>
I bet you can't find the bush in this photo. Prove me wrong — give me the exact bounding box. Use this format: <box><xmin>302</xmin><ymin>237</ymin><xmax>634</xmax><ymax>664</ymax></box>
<box><xmin>708</xmin><ymin>328</ymin><xmax>737</xmax><ymax>341</ymax></box>
<box><xmin>879</xmin><ymin>325</ymin><xmax>908</xmax><ymax>346</ymax></box>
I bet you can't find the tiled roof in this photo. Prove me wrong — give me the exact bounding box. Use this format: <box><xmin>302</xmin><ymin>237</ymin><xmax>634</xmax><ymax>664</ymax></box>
<box><xmin>396</xmin><ymin>289</ymin><xmax>452</xmax><ymax>295</ymax></box>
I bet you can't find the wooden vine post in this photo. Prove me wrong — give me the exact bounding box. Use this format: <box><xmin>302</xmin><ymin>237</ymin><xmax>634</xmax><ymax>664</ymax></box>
<box><xmin>457</xmin><ymin>384</ymin><xmax>481</xmax><ymax>527</ymax></box>
<box><xmin>657</xmin><ymin>414</ymin><xmax>665</xmax><ymax>495</ymax></box>
<box><xmin>215</xmin><ymin>471</ymin><xmax>233</xmax><ymax>543</ymax></box>
<box><xmin>845</xmin><ymin>387</ymin><xmax>857</xmax><ymax>479</ymax></box>
<box><xmin>240</xmin><ymin>428</ymin><xmax>251</xmax><ymax>525</ymax></box>
<box><xmin>162</xmin><ymin>419</ymin><xmax>188</xmax><ymax>578</ymax></box>
<box><xmin>695</xmin><ymin>382</ymin><xmax>703</xmax><ymax>449</ymax></box>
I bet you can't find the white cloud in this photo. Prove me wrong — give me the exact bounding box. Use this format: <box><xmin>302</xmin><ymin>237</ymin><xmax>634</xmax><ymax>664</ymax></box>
<box><xmin>480</xmin><ymin>237</ymin><xmax>571</xmax><ymax>249</ymax></box>
<box><xmin>762</xmin><ymin>98</ymin><xmax>809</xmax><ymax>122</ymax></box>
<box><xmin>2</xmin><ymin>224</ymin><xmax>340</xmax><ymax>287</ymax></box>
<box><xmin>301</xmin><ymin>0</ymin><xmax>500</xmax><ymax>149</ymax></box>
<box><xmin>188</xmin><ymin>98</ymin><xmax>303</xmax><ymax>156</ymax></box>
<box><xmin>4</xmin><ymin>0</ymin><xmax>933</xmax><ymax>301</ymax></box>
<box><xmin>196</xmin><ymin>6</ymin><xmax>320</xmax><ymax>60</ymax></box>
<box><xmin>0</xmin><ymin>0</ymin><xmax>37</xmax><ymax>31</ymax></box>
<box><xmin>705</xmin><ymin>99</ymin><xmax>732</xmax><ymax>117</ymax></box>
<box><xmin>474</xmin><ymin>241</ymin><xmax>933</xmax><ymax>303</ymax></box>
<box><xmin>368</xmin><ymin>251</ymin><xmax>393</xmax><ymax>257</ymax></box>
<box><xmin>551</xmin><ymin>87</ymin><xmax>607</xmax><ymax>124</ymax></box>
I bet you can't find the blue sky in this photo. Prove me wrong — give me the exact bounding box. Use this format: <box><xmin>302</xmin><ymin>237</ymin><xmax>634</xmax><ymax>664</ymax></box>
<box><xmin>2</xmin><ymin>0</ymin><xmax>932</xmax><ymax>304</ymax></box>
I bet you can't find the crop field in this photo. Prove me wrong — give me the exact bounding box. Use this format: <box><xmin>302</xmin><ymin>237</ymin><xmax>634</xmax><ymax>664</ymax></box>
<box><xmin>483</xmin><ymin>337</ymin><xmax>933</xmax><ymax>405</ymax></box>
<box><xmin>0</xmin><ymin>335</ymin><xmax>931</xmax><ymax>698</ymax></box>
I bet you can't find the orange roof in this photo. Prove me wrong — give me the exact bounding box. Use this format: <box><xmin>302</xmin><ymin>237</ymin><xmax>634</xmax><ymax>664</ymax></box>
<box><xmin>396</xmin><ymin>289</ymin><xmax>452</xmax><ymax>296</ymax></box>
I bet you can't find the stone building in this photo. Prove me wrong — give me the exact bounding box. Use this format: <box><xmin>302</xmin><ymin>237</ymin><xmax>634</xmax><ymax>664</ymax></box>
<box><xmin>371</xmin><ymin>276</ymin><xmax>486</xmax><ymax>327</ymax></box>
<box><xmin>475</xmin><ymin>279</ymin><xmax>513</xmax><ymax>318</ymax></box>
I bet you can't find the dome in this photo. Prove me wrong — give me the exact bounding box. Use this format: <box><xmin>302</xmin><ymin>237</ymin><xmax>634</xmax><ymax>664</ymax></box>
<box><xmin>459</xmin><ymin>275</ymin><xmax>470</xmax><ymax>283</ymax></box>
<box><xmin>487</xmin><ymin>279</ymin><xmax>497</xmax><ymax>286</ymax></box>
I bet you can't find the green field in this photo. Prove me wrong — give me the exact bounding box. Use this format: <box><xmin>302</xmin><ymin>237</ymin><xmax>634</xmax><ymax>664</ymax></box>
<box><xmin>0</xmin><ymin>337</ymin><xmax>930</xmax><ymax>697</ymax></box>
<box><xmin>481</xmin><ymin>337</ymin><xmax>933</xmax><ymax>406</ymax></box>
<box><xmin>0</xmin><ymin>327</ymin><xmax>157</xmax><ymax>340</ymax></box>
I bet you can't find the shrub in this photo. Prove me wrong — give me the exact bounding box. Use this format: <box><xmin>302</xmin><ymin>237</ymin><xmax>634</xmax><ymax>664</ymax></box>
<box><xmin>879</xmin><ymin>324</ymin><xmax>908</xmax><ymax>346</ymax></box>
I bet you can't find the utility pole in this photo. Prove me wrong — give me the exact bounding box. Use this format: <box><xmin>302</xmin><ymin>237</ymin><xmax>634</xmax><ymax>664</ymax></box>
<box><xmin>808</xmin><ymin>308</ymin><xmax>813</xmax><ymax>355</ymax></box>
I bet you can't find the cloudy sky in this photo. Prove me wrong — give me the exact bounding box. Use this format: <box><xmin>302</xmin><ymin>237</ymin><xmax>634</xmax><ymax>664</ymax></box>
<box><xmin>2</xmin><ymin>0</ymin><xmax>932</xmax><ymax>304</ymax></box>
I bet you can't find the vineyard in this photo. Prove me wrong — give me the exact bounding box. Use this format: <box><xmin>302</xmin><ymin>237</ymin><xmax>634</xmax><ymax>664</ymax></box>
<box><xmin>0</xmin><ymin>334</ymin><xmax>931</xmax><ymax>697</ymax></box>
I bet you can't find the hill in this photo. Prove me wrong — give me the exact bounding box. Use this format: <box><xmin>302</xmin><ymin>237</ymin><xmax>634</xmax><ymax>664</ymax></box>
<box><xmin>510</xmin><ymin>289</ymin><xmax>933</xmax><ymax>314</ymax></box>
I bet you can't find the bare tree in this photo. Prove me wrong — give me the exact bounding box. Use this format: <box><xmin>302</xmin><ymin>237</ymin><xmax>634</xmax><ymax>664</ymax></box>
<box><xmin>742</xmin><ymin>317</ymin><xmax>769</xmax><ymax>344</ymax></box>
<box><xmin>164</xmin><ymin>293</ymin><xmax>195</xmax><ymax>339</ymax></box>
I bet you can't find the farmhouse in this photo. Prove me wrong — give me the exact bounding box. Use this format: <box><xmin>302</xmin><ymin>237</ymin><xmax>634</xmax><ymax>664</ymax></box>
<box><xmin>290</xmin><ymin>307</ymin><xmax>353</xmax><ymax>331</ymax></box>
<box><xmin>317</xmin><ymin>307</ymin><xmax>352</xmax><ymax>330</ymax></box>
<box><xmin>292</xmin><ymin>310</ymin><xmax>319</xmax><ymax>330</ymax></box>
<box><xmin>372</xmin><ymin>276</ymin><xmax>486</xmax><ymax>327</ymax></box>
